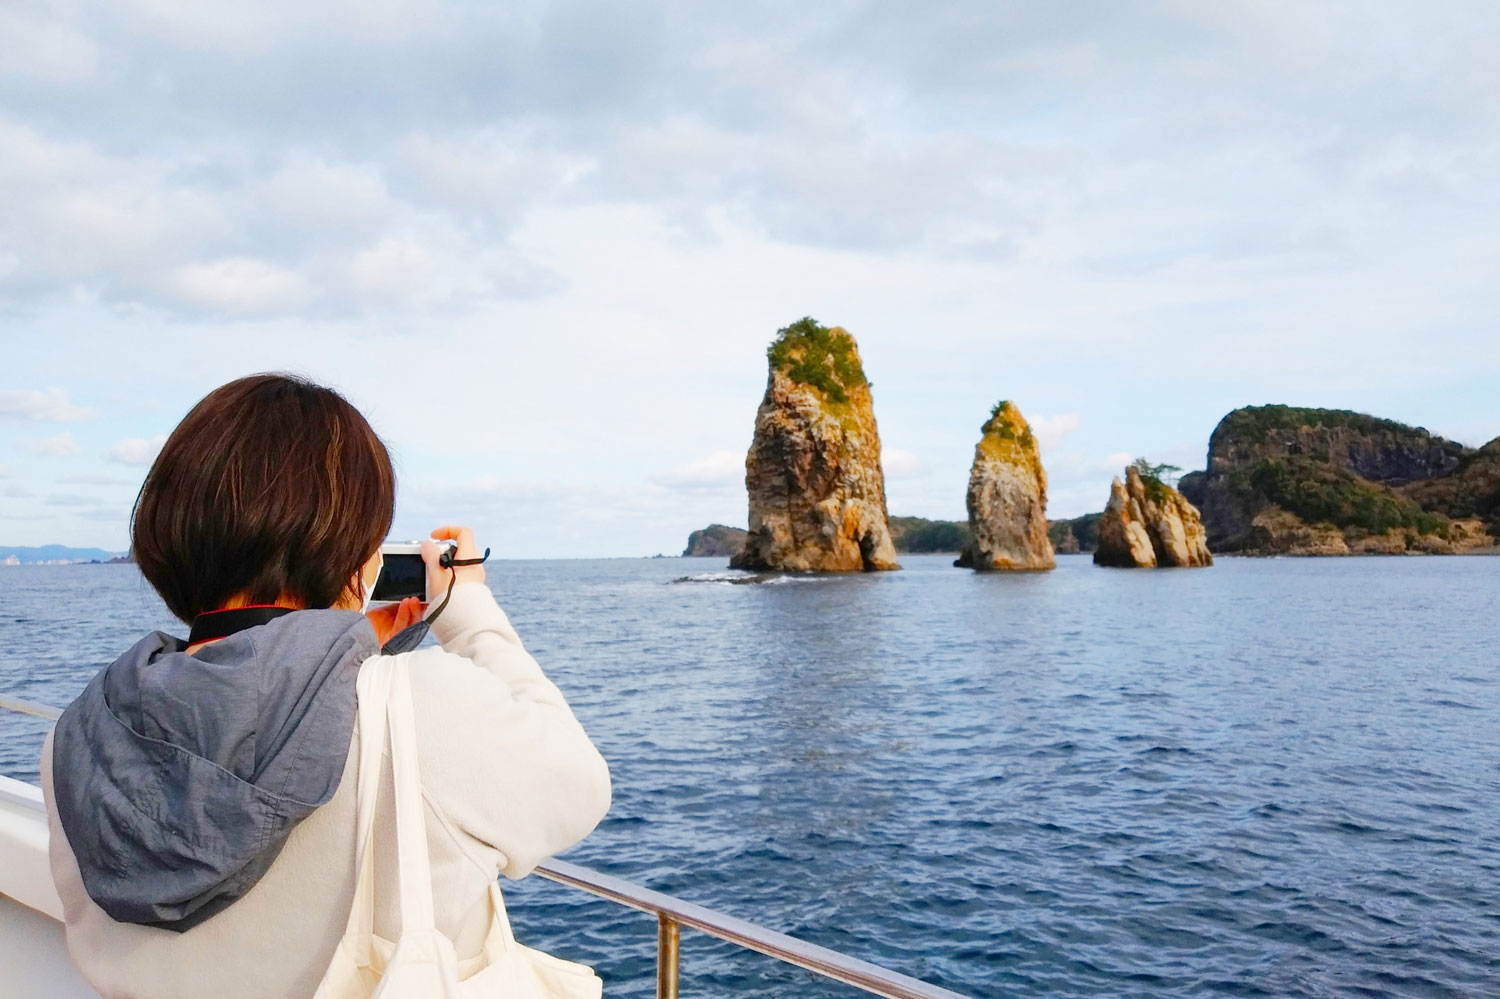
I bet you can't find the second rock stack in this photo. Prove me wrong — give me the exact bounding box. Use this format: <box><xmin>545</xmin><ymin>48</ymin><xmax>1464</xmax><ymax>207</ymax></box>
<box><xmin>956</xmin><ymin>401</ymin><xmax>1056</xmax><ymax>571</ymax></box>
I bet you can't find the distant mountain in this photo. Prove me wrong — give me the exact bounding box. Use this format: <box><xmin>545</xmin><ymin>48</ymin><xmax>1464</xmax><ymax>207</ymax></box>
<box><xmin>0</xmin><ymin>545</ymin><xmax>126</xmax><ymax>564</ymax></box>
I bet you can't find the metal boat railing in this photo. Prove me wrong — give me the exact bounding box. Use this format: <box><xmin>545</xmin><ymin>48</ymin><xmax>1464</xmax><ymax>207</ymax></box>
<box><xmin>0</xmin><ymin>696</ymin><xmax>970</xmax><ymax>999</ymax></box>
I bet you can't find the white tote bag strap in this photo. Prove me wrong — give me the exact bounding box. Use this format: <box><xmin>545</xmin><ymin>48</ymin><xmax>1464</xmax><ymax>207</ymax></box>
<box><xmin>384</xmin><ymin>656</ymin><xmax>440</xmax><ymax>933</ymax></box>
<box><xmin>484</xmin><ymin>881</ymin><xmax>518</xmax><ymax>950</ymax></box>
<box><xmin>319</xmin><ymin>656</ymin><xmax>466</xmax><ymax>999</ymax></box>
<box><xmin>342</xmin><ymin>656</ymin><xmax>396</xmax><ymax>958</ymax></box>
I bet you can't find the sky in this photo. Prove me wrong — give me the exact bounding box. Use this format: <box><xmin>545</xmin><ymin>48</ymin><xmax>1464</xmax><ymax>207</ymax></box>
<box><xmin>2</xmin><ymin>0</ymin><xmax>1498</xmax><ymax>557</ymax></box>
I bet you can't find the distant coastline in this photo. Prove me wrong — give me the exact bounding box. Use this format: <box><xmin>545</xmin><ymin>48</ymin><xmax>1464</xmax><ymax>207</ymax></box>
<box><xmin>0</xmin><ymin>545</ymin><xmax>129</xmax><ymax>566</ymax></box>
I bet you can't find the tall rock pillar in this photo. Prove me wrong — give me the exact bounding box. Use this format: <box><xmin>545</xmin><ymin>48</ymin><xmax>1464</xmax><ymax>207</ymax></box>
<box><xmin>731</xmin><ymin>318</ymin><xmax>900</xmax><ymax>572</ymax></box>
<box><xmin>956</xmin><ymin>401</ymin><xmax>1056</xmax><ymax>571</ymax></box>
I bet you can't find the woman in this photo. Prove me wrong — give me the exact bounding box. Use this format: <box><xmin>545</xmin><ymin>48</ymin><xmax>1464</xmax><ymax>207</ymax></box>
<box><xmin>40</xmin><ymin>373</ymin><xmax>611</xmax><ymax>997</ymax></box>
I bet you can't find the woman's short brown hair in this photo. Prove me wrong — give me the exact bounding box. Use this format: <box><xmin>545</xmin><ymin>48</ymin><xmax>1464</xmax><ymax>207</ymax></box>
<box><xmin>132</xmin><ymin>374</ymin><xmax>396</xmax><ymax>623</ymax></box>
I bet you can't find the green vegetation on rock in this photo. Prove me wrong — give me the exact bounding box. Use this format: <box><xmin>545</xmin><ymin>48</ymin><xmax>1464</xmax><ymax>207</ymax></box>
<box><xmin>1209</xmin><ymin>404</ymin><xmax>1468</xmax><ymax>483</ymax></box>
<box><xmin>767</xmin><ymin>317</ymin><xmax>868</xmax><ymax>404</ymax></box>
<box><xmin>984</xmin><ymin>400</ymin><xmax>1037</xmax><ymax>450</ymax></box>
<box><xmin>977</xmin><ymin>400</ymin><xmax>1042</xmax><ymax>481</ymax></box>
<box><xmin>1403</xmin><ymin>437</ymin><xmax>1500</xmax><ymax>535</ymax></box>
<box><xmin>1216</xmin><ymin>405</ymin><xmax>1428</xmax><ymax>442</ymax></box>
<box><xmin>1130</xmin><ymin>458</ymin><xmax>1180</xmax><ymax>504</ymax></box>
<box><xmin>1247</xmin><ymin>457</ymin><xmax>1448</xmax><ymax>537</ymax></box>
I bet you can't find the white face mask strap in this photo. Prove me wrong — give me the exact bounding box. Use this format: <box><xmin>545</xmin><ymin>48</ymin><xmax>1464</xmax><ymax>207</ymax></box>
<box><xmin>359</xmin><ymin>552</ymin><xmax>383</xmax><ymax>615</ymax></box>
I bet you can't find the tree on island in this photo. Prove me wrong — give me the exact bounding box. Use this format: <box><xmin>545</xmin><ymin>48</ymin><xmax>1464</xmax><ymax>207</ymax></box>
<box><xmin>1130</xmin><ymin>457</ymin><xmax>1182</xmax><ymax>488</ymax></box>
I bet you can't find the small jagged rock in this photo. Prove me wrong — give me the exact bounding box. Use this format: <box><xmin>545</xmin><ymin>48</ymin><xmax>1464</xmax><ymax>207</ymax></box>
<box><xmin>1094</xmin><ymin>467</ymin><xmax>1213</xmax><ymax>568</ymax></box>
<box><xmin>732</xmin><ymin>319</ymin><xmax>899</xmax><ymax>572</ymax></box>
<box><xmin>955</xmin><ymin>401</ymin><xmax>1054</xmax><ymax>571</ymax></box>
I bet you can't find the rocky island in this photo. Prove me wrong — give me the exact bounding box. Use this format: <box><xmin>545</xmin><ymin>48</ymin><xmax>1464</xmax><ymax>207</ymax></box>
<box><xmin>682</xmin><ymin>525</ymin><xmax>749</xmax><ymax>557</ymax></box>
<box><xmin>1177</xmin><ymin>406</ymin><xmax>1498</xmax><ymax>555</ymax></box>
<box><xmin>1094</xmin><ymin>464</ymin><xmax>1213</xmax><ymax>568</ymax></box>
<box><xmin>731</xmin><ymin>318</ymin><xmax>900</xmax><ymax>572</ymax></box>
<box><xmin>955</xmin><ymin>401</ymin><xmax>1055</xmax><ymax>571</ymax></box>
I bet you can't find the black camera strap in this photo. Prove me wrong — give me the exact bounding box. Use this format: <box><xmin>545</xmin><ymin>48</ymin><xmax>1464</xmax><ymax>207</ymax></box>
<box><xmin>379</xmin><ymin>547</ymin><xmax>491</xmax><ymax>655</ymax></box>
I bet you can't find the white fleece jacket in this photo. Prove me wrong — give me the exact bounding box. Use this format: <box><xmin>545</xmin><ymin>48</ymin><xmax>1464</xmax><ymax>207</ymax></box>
<box><xmin>40</xmin><ymin>582</ymin><xmax>611</xmax><ymax>999</ymax></box>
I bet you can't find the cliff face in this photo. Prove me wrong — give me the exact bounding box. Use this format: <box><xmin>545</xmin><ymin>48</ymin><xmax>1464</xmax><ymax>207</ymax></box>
<box><xmin>731</xmin><ymin>319</ymin><xmax>900</xmax><ymax>572</ymax></box>
<box><xmin>1187</xmin><ymin>406</ymin><xmax>1494</xmax><ymax>555</ymax></box>
<box><xmin>682</xmin><ymin>525</ymin><xmax>749</xmax><ymax>557</ymax></box>
<box><xmin>1094</xmin><ymin>467</ymin><xmax>1213</xmax><ymax>568</ymax></box>
<box><xmin>955</xmin><ymin>401</ymin><xmax>1054</xmax><ymax>571</ymax></box>
<box><xmin>1206</xmin><ymin>406</ymin><xmax>1468</xmax><ymax>483</ymax></box>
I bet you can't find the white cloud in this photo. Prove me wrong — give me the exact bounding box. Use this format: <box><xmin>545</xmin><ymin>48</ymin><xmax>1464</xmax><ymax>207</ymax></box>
<box><xmin>1102</xmin><ymin>451</ymin><xmax>1134</xmax><ymax>472</ymax></box>
<box><xmin>115</xmin><ymin>0</ymin><xmax>446</xmax><ymax>53</ymax></box>
<box><xmin>0</xmin><ymin>464</ymin><xmax>10</xmax><ymax>477</ymax></box>
<box><xmin>455</xmin><ymin>476</ymin><xmax>577</xmax><ymax>503</ymax></box>
<box><xmin>20</xmin><ymin>431</ymin><xmax>80</xmax><ymax>456</ymax></box>
<box><xmin>0</xmin><ymin>118</ymin><xmax>235</xmax><ymax>308</ymax></box>
<box><xmin>164</xmin><ymin>258</ymin><xmax>314</xmax><ymax>314</ymax></box>
<box><xmin>0</xmin><ymin>7</ymin><xmax>98</xmax><ymax>83</ymax></box>
<box><xmin>0</xmin><ymin>387</ymin><xmax>95</xmax><ymax>422</ymax></box>
<box><xmin>258</xmin><ymin>157</ymin><xmax>394</xmax><ymax>235</ymax></box>
<box><xmin>104</xmin><ymin>435</ymin><xmax>167</xmax><ymax>466</ymax></box>
<box><xmin>347</xmin><ymin>238</ymin><xmax>440</xmax><ymax>306</ymax></box>
<box><xmin>78</xmin><ymin>506</ymin><xmax>129</xmax><ymax>522</ymax></box>
<box><xmin>44</xmin><ymin>492</ymin><xmax>97</xmax><ymax>507</ymax></box>
<box><xmin>0</xmin><ymin>119</ymin><xmax>560</xmax><ymax>318</ymax></box>
<box><xmin>1030</xmin><ymin>413</ymin><xmax>1082</xmax><ymax>451</ymax></box>
<box><xmin>395</xmin><ymin>131</ymin><xmax>582</xmax><ymax>223</ymax></box>
<box><xmin>651</xmin><ymin>450</ymin><xmax>744</xmax><ymax>490</ymax></box>
<box><xmin>882</xmin><ymin>448</ymin><xmax>929</xmax><ymax>480</ymax></box>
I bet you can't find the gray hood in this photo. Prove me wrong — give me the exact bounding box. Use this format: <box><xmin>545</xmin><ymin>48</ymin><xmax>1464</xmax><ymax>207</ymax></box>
<box><xmin>50</xmin><ymin>610</ymin><xmax>378</xmax><ymax>932</ymax></box>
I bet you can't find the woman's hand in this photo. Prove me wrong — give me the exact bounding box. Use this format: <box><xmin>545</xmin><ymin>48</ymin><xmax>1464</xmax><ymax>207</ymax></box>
<box><xmin>422</xmin><ymin>525</ymin><xmax>486</xmax><ymax>606</ymax></box>
<box><xmin>366</xmin><ymin>596</ymin><xmax>424</xmax><ymax>645</ymax></box>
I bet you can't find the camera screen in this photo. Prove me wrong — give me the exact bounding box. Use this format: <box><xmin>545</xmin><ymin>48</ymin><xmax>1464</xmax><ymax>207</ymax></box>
<box><xmin>372</xmin><ymin>553</ymin><xmax>425</xmax><ymax>602</ymax></box>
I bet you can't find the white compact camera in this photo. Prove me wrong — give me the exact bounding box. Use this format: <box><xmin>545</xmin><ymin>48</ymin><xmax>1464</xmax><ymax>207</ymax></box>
<box><xmin>369</xmin><ymin>540</ymin><xmax>456</xmax><ymax>608</ymax></box>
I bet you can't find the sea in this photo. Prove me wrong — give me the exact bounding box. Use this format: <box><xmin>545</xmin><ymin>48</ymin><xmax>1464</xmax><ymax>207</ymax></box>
<box><xmin>2</xmin><ymin>554</ymin><xmax>1497</xmax><ymax>998</ymax></box>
